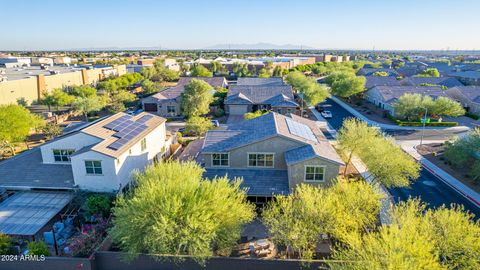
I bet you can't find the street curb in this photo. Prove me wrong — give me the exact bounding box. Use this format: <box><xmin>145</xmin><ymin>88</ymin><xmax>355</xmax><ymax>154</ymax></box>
<box><xmin>419</xmin><ymin>160</ymin><xmax>480</xmax><ymax>208</ymax></box>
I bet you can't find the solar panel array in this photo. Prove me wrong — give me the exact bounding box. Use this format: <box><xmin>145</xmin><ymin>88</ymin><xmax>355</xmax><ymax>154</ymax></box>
<box><xmin>285</xmin><ymin>118</ymin><xmax>318</xmax><ymax>142</ymax></box>
<box><xmin>103</xmin><ymin>114</ymin><xmax>151</xmax><ymax>151</ymax></box>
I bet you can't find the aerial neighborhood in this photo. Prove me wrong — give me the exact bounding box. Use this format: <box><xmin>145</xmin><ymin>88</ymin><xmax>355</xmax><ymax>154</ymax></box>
<box><xmin>1</xmin><ymin>1</ymin><xmax>480</xmax><ymax>269</ymax></box>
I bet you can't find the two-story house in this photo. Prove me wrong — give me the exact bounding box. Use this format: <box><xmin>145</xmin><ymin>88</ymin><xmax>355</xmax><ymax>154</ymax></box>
<box><xmin>225</xmin><ymin>78</ymin><xmax>298</xmax><ymax>115</ymax></box>
<box><xmin>199</xmin><ymin>112</ymin><xmax>344</xmax><ymax>202</ymax></box>
<box><xmin>0</xmin><ymin>112</ymin><xmax>170</xmax><ymax>192</ymax></box>
<box><xmin>142</xmin><ymin>77</ymin><xmax>228</xmax><ymax>117</ymax></box>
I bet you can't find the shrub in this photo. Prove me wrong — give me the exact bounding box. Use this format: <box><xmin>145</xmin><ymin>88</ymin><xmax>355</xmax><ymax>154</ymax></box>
<box><xmin>85</xmin><ymin>194</ymin><xmax>112</xmax><ymax>217</ymax></box>
<box><xmin>27</xmin><ymin>241</ymin><xmax>50</xmax><ymax>256</ymax></box>
<box><xmin>395</xmin><ymin>120</ymin><xmax>457</xmax><ymax>127</ymax></box>
<box><xmin>465</xmin><ymin>112</ymin><xmax>480</xmax><ymax>120</ymax></box>
<box><xmin>0</xmin><ymin>234</ymin><xmax>11</xmax><ymax>255</ymax></box>
<box><xmin>214</xmin><ymin>108</ymin><xmax>224</xmax><ymax>118</ymax></box>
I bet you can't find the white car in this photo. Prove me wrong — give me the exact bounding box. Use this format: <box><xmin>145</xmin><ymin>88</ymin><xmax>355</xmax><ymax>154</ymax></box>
<box><xmin>321</xmin><ymin>111</ymin><xmax>332</xmax><ymax>119</ymax></box>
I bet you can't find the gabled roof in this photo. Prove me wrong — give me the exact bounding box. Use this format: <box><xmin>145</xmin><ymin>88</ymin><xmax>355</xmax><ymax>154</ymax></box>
<box><xmin>201</xmin><ymin>112</ymin><xmax>344</xmax><ymax>165</ymax></box>
<box><xmin>370</xmin><ymin>86</ymin><xmax>448</xmax><ymax>104</ymax></box>
<box><xmin>225</xmin><ymin>85</ymin><xmax>297</xmax><ymax>106</ymax></box>
<box><xmin>448</xmin><ymin>86</ymin><xmax>480</xmax><ymax>103</ymax></box>
<box><xmin>449</xmin><ymin>71</ymin><xmax>480</xmax><ymax>80</ymax></box>
<box><xmin>80</xmin><ymin>112</ymin><xmax>165</xmax><ymax>158</ymax></box>
<box><xmin>401</xmin><ymin>77</ymin><xmax>463</xmax><ymax>88</ymax></box>
<box><xmin>236</xmin><ymin>77</ymin><xmax>285</xmax><ymax>86</ymax></box>
<box><xmin>357</xmin><ymin>68</ymin><xmax>398</xmax><ymax>77</ymax></box>
<box><xmin>365</xmin><ymin>76</ymin><xmax>404</xmax><ymax>89</ymax></box>
<box><xmin>151</xmin><ymin>77</ymin><xmax>227</xmax><ymax>100</ymax></box>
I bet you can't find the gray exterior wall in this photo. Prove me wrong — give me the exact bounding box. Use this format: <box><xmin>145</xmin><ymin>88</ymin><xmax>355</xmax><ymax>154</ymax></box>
<box><xmin>365</xmin><ymin>88</ymin><xmax>395</xmax><ymax>115</ymax></box>
<box><xmin>446</xmin><ymin>88</ymin><xmax>480</xmax><ymax>115</ymax></box>
<box><xmin>287</xmin><ymin>157</ymin><xmax>341</xmax><ymax>191</ymax></box>
<box><xmin>157</xmin><ymin>98</ymin><xmax>182</xmax><ymax>117</ymax></box>
<box><xmin>203</xmin><ymin>136</ymin><xmax>303</xmax><ymax>169</ymax></box>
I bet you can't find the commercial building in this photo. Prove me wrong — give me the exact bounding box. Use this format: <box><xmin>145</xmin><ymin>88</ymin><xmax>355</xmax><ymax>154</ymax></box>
<box><xmin>0</xmin><ymin>64</ymin><xmax>127</xmax><ymax>105</ymax></box>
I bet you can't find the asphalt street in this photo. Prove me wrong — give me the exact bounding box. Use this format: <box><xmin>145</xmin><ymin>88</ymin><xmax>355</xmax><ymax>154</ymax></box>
<box><xmin>319</xmin><ymin>98</ymin><xmax>480</xmax><ymax>217</ymax></box>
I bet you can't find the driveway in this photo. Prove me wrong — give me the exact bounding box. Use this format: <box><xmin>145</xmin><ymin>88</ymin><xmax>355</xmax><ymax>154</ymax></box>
<box><xmin>226</xmin><ymin>115</ymin><xmax>246</xmax><ymax>125</ymax></box>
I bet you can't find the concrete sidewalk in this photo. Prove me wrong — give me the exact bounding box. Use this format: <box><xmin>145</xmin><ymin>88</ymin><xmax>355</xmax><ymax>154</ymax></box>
<box><xmin>399</xmin><ymin>140</ymin><xmax>480</xmax><ymax>208</ymax></box>
<box><xmin>330</xmin><ymin>96</ymin><xmax>470</xmax><ymax>132</ymax></box>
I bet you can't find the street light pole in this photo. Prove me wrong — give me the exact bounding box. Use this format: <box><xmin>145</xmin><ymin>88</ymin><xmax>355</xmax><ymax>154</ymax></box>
<box><xmin>420</xmin><ymin>107</ymin><xmax>428</xmax><ymax>146</ymax></box>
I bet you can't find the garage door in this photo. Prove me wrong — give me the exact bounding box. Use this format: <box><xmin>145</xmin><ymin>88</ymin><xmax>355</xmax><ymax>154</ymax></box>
<box><xmin>228</xmin><ymin>105</ymin><xmax>248</xmax><ymax>115</ymax></box>
<box><xmin>144</xmin><ymin>103</ymin><xmax>157</xmax><ymax>112</ymax></box>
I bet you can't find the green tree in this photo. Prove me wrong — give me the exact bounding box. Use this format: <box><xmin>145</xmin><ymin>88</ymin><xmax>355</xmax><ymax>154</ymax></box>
<box><xmin>0</xmin><ymin>234</ymin><xmax>11</xmax><ymax>255</ymax></box>
<box><xmin>208</xmin><ymin>61</ymin><xmax>228</xmax><ymax>75</ymax></box>
<box><xmin>42</xmin><ymin>123</ymin><xmax>63</xmax><ymax>140</ymax></box>
<box><xmin>69</xmin><ymin>85</ymin><xmax>97</xmax><ymax>98</ymax></box>
<box><xmin>190</xmin><ymin>64</ymin><xmax>213</xmax><ymax>77</ymax></box>
<box><xmin>394</xmin><ymin>94</ymin><xmax>465</xmax><ymax>120</ymax></box>
<box><xmin>337</xmin><ymin>118</ymin><xmax>420</xmax><ymax>187</ymax></box>
<box><xmin>181</xmin><ymin>79</ymin><xmax>214</xmax><ymax>118</ymax></box>
<box><xmin>431</xmin><ymin>96</ymin><xmax>465</xmax><ymax>118</ymax></box>
<box><xmin>40</xmin><ymin>89</ymin><xmax>75</xmax><ymax>112</ymax></box>
<box><xmin>444</xmin><ymin>129</ymin><xmax>480</xmax><ymax>180</ymax></box>
<box><xmin>185</xmin><ymin>116</ymin><xmax>214</xmax><ymax>137</ymax></box>
<box><xmin>272</xmin><ymin>66</ymin><xmax>284</xmax><ymax>77</ymax></box>
<box><xmin>337</xmin><ymin>118</ymin><xmax>380</xmax><ymax>175</ymax></box>
<box><xmin>0</xmin><ymin>104</ymin><xmax>44</xmax><ymax>156</ymax></box>
<box><xmin>109</xmin><ymin>161</ymin><xmax>255</xmax><ymax>262</ymax></box>
<box><xmin>233</xmin><ymin>63</ymin><xmax>250</xmax><ymax>77</ymax></box>
<box><xmin>73</xmin><ymin>96</ymin><xmax>105</xmax><ymax>122</ymax></box>
<box><xmin>263</xmin><ymin>180</ymin><xmax>382</xmax><ymax>261</ymax></box>
<box><xmin>415</xmin><ymin>68</ymin><xmax>440</xmax><ymax>77</ymax></box>
<box><xmin>393</xmin><ymin>93</ymin><xmax>424</xmax><ymax>120</ymax></box>
<box><xmin>243</xmin><ymin>110</ymin><xmax>270</xmax><ymax>120</ymax></box>
<box><xmin>372</xmin><ymin>71</ymin><xmax>388</xmax><ymax>76</ymax></box>
<box><xmin>27</xmin><ymin>241</ymin><xmax>51</xmax><ymax>256</ymax></box>
<box><xmin>327</xmin><ymin>72</ymin><xmax>366</xmax><ymax>98</ymax></box>
<box><xmin>285</xmin><ymin>71</ymin><xmax>330</xmax><ymax>112</ymax></box>
<box><xmin>329</xmin><ymin>199</ymin><xmax>480</xmax><ymax>270</ymax></box>
<box><xmin>141</xmin><ymin>79</ymin><xmax>159</xmax><ymax>95</ymax></box>
<box><xmin>258</xmin><ymin>68</ymin><xmax>271</xmax><ymax>78</ymax></box>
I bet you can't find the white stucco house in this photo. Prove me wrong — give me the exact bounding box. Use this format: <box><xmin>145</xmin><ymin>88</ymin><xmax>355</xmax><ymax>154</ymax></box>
<box><xmin>0</xmin><ymin>112</ymin><xmax>171</xmax><ymax>192</ymax></box>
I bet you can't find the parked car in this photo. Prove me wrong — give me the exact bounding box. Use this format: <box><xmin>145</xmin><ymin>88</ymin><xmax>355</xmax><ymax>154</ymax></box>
<box><xmin>316</xmin><ymin>104</ymin><xmax>332</xmax><ymax>112</ymax></box>
<box><xmin>321</xmin><ymin>111</ymin><xmax>332</xmax><ymax>119</ymax></box>
<box><xmin>211</xmin><ymin>120</ymin><xmax>220</xmax><ymax>127</ymax></box>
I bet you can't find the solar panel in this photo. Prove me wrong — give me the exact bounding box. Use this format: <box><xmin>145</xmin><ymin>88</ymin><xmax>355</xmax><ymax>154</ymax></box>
<box><xmin>285</xmin><ymin>118</ymin><xmax>318</xmax><ymax>142</ymax></box>
<box><xmin>103</xmin><ymin>115</ymin><xmax>133</xmax><ymax>130</ymax></box>
<box><xmin>136</xmin><ymin>114</ymin><xmax>154</xmax><ymax>124</ymax></box>
<box><xmin>107</xmin><ymin>138</ymin><xmax>130</xmax><ymax>150</ymax></box>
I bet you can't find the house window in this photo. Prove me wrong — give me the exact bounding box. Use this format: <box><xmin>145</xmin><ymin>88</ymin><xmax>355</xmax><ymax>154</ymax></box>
<box><xmin>141</xmin><ymin>138</ymin><xmax>147</xmax><ymax>151</ymax></box>
<box><xmin>248</xmin><ymin>153</ymin><xmax>274</xmax><ymax>168</ymax></box>
<box><xmin>212</xmin><ymin>153</ymin><xmax>229</xmax><ymax>167</ymax></box>
<box><xmin>305</xmin><ymin>166</ymin><xmax>325</xmax><ymax>182</ymax></box>
<box><xmin>167</xmin><ymin>106</ymin><xmax>176</xmax><ymax>114</ymax></box>
<box><xmin>85</xmin><ymin>160</ymin><xmax>102</xmax><ymax>175</ymax></box>
<box><xmin>53</xmin><ymin>149</ymin><xmax>75</xmax><ymax>162</ymax></box>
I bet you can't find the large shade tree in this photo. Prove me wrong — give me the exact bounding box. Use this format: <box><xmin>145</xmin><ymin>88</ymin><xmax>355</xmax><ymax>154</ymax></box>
<box><xmin>0</xmin><ymin>104</ymin><xmax>44</xmax><ymax>155</ymax></box>
<box><xmin>109</xmin><ymin>161</ymin><xmax>255</xmax><ymax>262</ymax></box>
<box><xmin>326</xmin><ymin>71</ymin><xmax>366</xmax><ymax>98</ymax></box>
<box><xmin>181</xmin><ymin>79</ymin><xmax>214</xmax><ymax>118</ymax></box>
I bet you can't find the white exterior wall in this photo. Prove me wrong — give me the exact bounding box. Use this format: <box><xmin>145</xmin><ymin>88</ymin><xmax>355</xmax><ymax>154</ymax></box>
<box><xmin>114</xmin><ymin>123</ymin><xmax>167</xmax><ymax>189</ymax></box>
<box><xmin>40</xmin><ymin>132</ymin><xmax>101</xmax><ymax>164</ymax></box>
<box><xmin>70</xmin><ymin>151</ymin><xmax>118</xmax><ymax>192</ymax></box>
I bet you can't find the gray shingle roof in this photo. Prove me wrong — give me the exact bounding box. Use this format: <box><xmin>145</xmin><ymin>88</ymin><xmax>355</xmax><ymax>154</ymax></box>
<box><xmin>203</xmin><ymin>168</ymin><xmax>289</xmax><ymax>196</ymax></box>
<box><xmin>0</xmin><ymin>148</ymin><xmax>74</xmax><ymax>190</ymax></box>
<box><xmin>236</xmin><ymin>77</ymin><xmax>285</xmax><ymax>86</ymax></box>
<box><xmin>152</xmin><ymin>77</ymin><xmax>226</xmax><ymax>100</ymax></box>
<box><xmin>371</xmin><ymin>86</ymin><xmax>448</xmax><ymax>104</ymax></box>
<box><xmin>402</xmin><ymin>77</ymin><xmax>463</xmax><ymax>88</ymax></box>
<box><xmin>202</xmin><ymin>112</ymin><xmax>344</xmax><ymax>165</ymax></box>
<box><xmin>358</xmin><ymin>68</ymin><xmax>398</xmax><ymax>77</ymax></box>
<box><xmin>365</xmin><ymin>76</ymin><xmax>404</xmax><ymax>89</ymax></box>
<box><xmin>449</xmin><ymin>71</ymin><xmax>480</xmax><ymax>80</ymax></box>
<box><xmin>225</xmin><ymin>85</ymin><xmax>297</xmax><ymax>106</ymax></box>
<box><xmin>449</xmin><ymin>86</ymin><xmax>480</xmax><ymax>103</ymax></box>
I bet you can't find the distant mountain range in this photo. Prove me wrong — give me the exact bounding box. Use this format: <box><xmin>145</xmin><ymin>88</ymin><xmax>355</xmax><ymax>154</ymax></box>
<box><xmin>203</xmin><ymin>43</ymin><xmax>316</xmax><ymax>50</ymax></box>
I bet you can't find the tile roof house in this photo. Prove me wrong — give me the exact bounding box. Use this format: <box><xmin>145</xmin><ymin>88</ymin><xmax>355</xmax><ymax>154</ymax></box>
<box><xmin>445</xmin><ymin>86</ymin><xmax>480</xmax><ymax>115</ymax></box>
<box><xmin>0</xmin><ymin>112</ymin><xmax>170</xmax><ymax>192</ymax></box>
<box><xmin>225</xmin><ymin>78</ymin><xmax>298</xmax><ymax>115</ymax></box>
<box><xmin>365</xmin><ymin>86</ymin><xmax>449</xmax><ymax>116</ymax></box>
<box><xmin>357</xmin><ymin>68</ymin><xmax>399</xmax><ymax>77</ymax></box>
<box><xmin>199</xmin><ymin>112</ymin><xmax>344</xmax><ymax>197</ymax></box>
<box><xmin>400</xmin><ymin>77</ymin><xmax>464</xmax><ymax>88</ymax></box>
<box><xmin>365</xmin><ymin>76</ymin><xmax>404</xmax><ymax>89</ymax></box>
<box><xmin>448</xmin><ymin>71</ymin><xmax>480</xmax><ymax>86</ymax></box>
<box><xmin>141</xmin><ymin>77</ymin><xmax>228</xmax><ymax>117</ymax></box>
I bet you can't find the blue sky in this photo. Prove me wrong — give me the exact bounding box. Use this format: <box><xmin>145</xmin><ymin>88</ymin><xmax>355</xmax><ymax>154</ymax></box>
<box><xmin>1</xmin><ymin>0</ymin><xmax>479</xmax><ymax>50</ymax></box>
